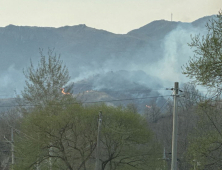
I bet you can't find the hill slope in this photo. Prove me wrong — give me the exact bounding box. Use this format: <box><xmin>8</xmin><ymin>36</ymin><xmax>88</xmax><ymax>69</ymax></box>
<box><xmin>0</xmin><ymin>15</ymin><xmax>213</xmax><ymax>111</ymax></box>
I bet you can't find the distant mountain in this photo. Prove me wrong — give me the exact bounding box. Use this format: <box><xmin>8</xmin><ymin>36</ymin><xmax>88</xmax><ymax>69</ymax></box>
<box><xmin>191</xmin><ymin>15</ymin><xmax>215</xmax><ymax>27</ymax></box>
<box><xmin>0</xmin><ymin>15</ymin><xmax>214</xmax><ymax>112</ymax></box>
<box><xmin>127</xmin><ymin>20</ymin><xmax>179</xmax><ymax>40</ymax></box>
<box><xmin>0</xmin><ymin>24</ymin><xmax>151</xmax><ymax>76</ymax></box>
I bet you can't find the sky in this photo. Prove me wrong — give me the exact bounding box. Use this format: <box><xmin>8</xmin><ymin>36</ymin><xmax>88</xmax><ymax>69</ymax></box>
<box><xmin>0</xmin><ymin>0</ymin><xmax>221</xmax><ymax>34</ymax></box>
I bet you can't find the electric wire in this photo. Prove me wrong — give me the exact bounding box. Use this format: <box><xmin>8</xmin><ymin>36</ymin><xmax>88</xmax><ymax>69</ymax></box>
<box><xmin>0</xmin><ymin>87</ymin><xmax>168</xmax><ymax>99</ymax></box>
<box><xmin>144</xmin><ymin>92</ymin><xmax>173</xmax><ymax>119</ymax></box>
<box><xmin>0</xmin><ymin>95</ymin><xmax>172</xmax><ymax>108</ymax></box>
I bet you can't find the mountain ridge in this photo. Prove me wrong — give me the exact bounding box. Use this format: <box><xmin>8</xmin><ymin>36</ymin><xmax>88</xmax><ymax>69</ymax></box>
<box><xmin>0</xmin><ymin>15</ymin><xmax>213</xmax><ymax>104</ymax></box>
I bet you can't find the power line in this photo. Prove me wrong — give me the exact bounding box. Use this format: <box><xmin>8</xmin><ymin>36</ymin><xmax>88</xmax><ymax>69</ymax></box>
<box><xmin>157</xmin><ymin>96</ymin><xmax>173</xmax><ymax>113</ymax></box>
<box><xmin>0</xmin><ymin>95</ymin><xmax>172</xmax><ymax>108</ymax></box>
<box><xmin>0</xmin><ymin>88</ymin><xmax>168</xmax><ymax>97</ymax></box>
<box><xmin>84</xmin><ymin>88</ymin><xmax>168</xmax><ymax>92</ymax></box>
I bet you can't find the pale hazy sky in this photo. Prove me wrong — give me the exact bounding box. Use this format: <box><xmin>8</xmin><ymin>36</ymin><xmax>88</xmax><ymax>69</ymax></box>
<box><xmin>0</xmin><ymin>0</ymin><xmax>221</xmax><ymax>33</ymax></box>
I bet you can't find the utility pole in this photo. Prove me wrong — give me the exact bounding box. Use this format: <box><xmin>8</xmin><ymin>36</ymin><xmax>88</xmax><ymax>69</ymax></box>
<box><xmin>95</xmin><ymin>111</ymin><xmax>102</xmax><ymax>170</ymax></box>
<box><xmin>11</xmin><ymin>128</ymin><xmax>14</xmax><ymax>170</ymax></box>
<box><xmin>171</xmin><ymin>82</ymin><xmax>179</xmax><ymax>170</ymax></box>
<box><xmin>4</xmin><ymin>128</ymin><xmax>15</xmax><ymax>170</ymax></box>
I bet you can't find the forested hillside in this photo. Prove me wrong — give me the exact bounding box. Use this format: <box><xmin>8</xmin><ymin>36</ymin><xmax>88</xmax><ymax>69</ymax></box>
<box><xmin>0</xmin><ymin>15</ymin><xmax>213</xmax><ymax>99</ymax></box>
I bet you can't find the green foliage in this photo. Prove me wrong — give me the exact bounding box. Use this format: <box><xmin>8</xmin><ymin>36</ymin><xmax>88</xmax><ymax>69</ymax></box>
<box><xmin>182</xmin><ymin>11</ymin><xmax>222</xmax><ymax>169</ymax></box>
<box><xmin>186</xmin><ymin>101</ymin><xmax>222</xmax><ymax>169</ymax></box>
<box><xmin>21</xmin><ymin>49</ymin><xmax>71</xmax><ymax>106</ymax></box>
<box><xmin>182</xmin><ymin>11</ymin><xmax>222</xmax><ymax>88</ymax></box>
<box><xmin>14</xmin><ymin>103</ymin><xmax>164</xmax><ymax>170</ymax></box>
<box><xmin>14</xmin><ymin>103</ymin><xmax>97</xmax><ymax>170</ymax></box>
<box><xmin>97</xmin><ymin>105</ymin><xmax>161</xmax><ymax>170</ymax></box>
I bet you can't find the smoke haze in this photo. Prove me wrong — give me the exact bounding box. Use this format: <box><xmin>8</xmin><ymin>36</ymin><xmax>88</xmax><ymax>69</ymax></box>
<box><xmin>0</xmin><ymin>16</ymin><xmax>212</xmax><ymax>110</ymax></box>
